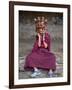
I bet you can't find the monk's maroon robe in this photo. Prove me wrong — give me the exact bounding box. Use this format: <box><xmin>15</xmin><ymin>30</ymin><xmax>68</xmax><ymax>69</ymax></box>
<box><xmin>24</xmin><ymin>32</ymin><xmax>56</xmax><ymax>70</ymax></box>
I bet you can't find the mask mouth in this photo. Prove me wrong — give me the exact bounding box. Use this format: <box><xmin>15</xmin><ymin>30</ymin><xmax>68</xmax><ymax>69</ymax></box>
<box><xmin>36</xmin><ymin>26</ymin><xmax>45</xmax><ymax>30</ymax></box>
<box><xmin>36</xmin><ymin>30</ymin><xmax>45</xmax><ymax>34</ymax></box>
<box><xmin>36</xmin><ymin>26</ymin><xmax>45</xmax><ymax>33</ymax></box>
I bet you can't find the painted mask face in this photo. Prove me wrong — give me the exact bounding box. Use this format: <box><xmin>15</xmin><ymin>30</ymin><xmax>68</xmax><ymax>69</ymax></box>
<box><xmin>34</xmin><ymin>17</ymin><xmax>47</xmax><ymax>34</ymax></box>
<box><xmin>37</xmin><ymin>28</ymin><xmax>45</xmax><ymax>34</ymax></box>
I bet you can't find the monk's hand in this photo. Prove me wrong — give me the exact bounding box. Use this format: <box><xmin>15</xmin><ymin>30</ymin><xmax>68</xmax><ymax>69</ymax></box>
<box><xmin>43</xmin><ymin>41</ymin><xmax>48</xmax><ymax>48</ymax></box>
<box><xmin>37</xmin><ymin>33</ymin><xmax>41</xmax><ymax>47</ymax></box>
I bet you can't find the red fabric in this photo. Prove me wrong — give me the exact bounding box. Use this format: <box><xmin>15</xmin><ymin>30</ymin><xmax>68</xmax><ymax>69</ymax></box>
<box><xmin>24</xmin><ymin>32</ymin><xmax>56</xmax><ymax>70</ymax></box>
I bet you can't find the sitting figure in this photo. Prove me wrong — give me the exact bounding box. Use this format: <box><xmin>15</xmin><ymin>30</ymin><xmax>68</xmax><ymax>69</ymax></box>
<box><xmin>24</xmin><ymin>17</ymin><xmax>56</xmax><ymax>78</ymax></box>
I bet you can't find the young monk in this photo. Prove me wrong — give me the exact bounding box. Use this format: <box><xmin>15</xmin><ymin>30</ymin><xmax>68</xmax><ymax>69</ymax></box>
<box><xmin>24</xmin><ymin>17</ymin><xmax>56</xmax><ymax>77</ymax></box>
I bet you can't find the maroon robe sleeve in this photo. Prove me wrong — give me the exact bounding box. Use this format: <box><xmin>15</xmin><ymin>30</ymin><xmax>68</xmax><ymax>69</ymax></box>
<box><xmin>45</xmin><ymin>32</ymin><xmax>51</xmax><ymax>51</ymax></box>
<box><xmin>31</xmin><ymin>33</ymin><xmax>51</xmax><ymax>52</ymax></box>
<box><xmin>31</xmin><ymin>35</ymin><xmax>39</xmax><ymax>52</ymax></box>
